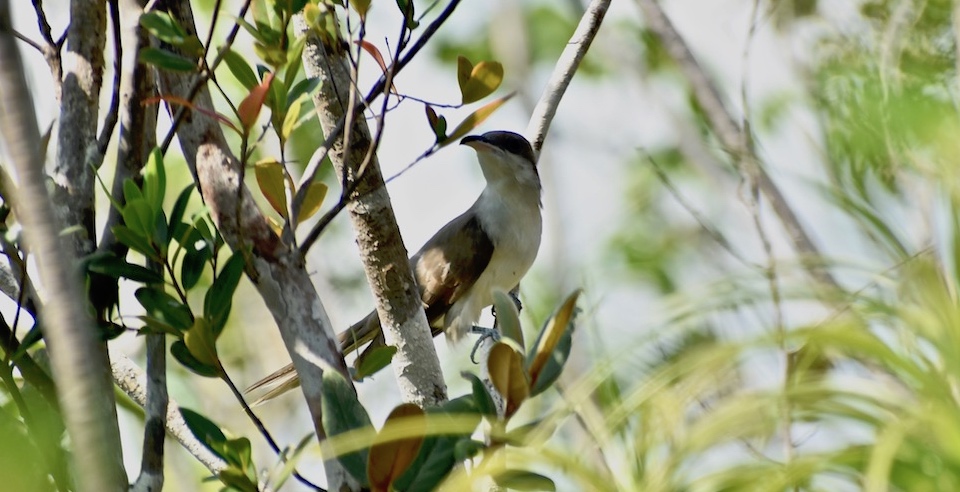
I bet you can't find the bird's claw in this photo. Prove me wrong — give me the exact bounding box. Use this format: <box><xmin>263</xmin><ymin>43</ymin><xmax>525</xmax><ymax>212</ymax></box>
<box><xmin>469</xmin><ymin>325</ymin><xmax>501</xmax><ymax>363</ymax></box>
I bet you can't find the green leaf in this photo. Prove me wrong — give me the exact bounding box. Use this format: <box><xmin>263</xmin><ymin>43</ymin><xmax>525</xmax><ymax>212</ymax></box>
<box><xmin>171</xmin><ymin>340</ymin><xmax>220</xmax><ymax>377</ymax></box>
<box><xmin>112</xmin><ymin>225</ymin><xmax>158</xmax><ymax>260</ymax></box>
<box><xmin>218</xmin><ymin>466</ymin><xmax>258</xmax><ymax>492</ymax></box>
<box><xmin>136</xmin><ymin>287</ymin><xmax>193</xmax><ymax>331</ymax></box>
<box><xmin>123</xmin><ymin>178</ymin><xmax>143</xmax><ymax>204</ymax></box>
<box><xmin>167</xmin><ymin>184</ymin><xmax>195</xmax><ymax>235</ymax></box>
<box><xmin>121</xmin><ymin>199</ymin><xmax>155</xmax><ymax>239</ymax></box>
<box><xmin>281</xmin><ymin>98</ymin><xmax>302</xmax><ymax>141</ymax></box>
<box><xmin>424</xmin><ymin>105</ymin><xmax>447</xmax><ymax>142</ymax></box>
<box><xmin>493</xmin><ymin>470</ymin><xmax>556</xmax><ymax>491</ymax></box>
<box><xmin>180</xmin><ymin>407</ymin><xmax>228</xmax><ymax>457</ymax></box>
<box><xmin>86</xmin><ymin>254</ymin><xmax>164</xmax><ymax>284</ymax></box>
<box><xmin>180</xmin><ymin>235</ymin><xmax>211</xmax><ymax>291</ymax></box>
<box><xmin>143</xmin><ymin>147</ymin><xmax>166</xmax><ymax>216</ymax></box>
<box><xmin>395</xmin><ymin>0</ymin><xmax>418</xmax><ymax>28</ymax></box>
<box><xmin>203</xmin><ymin>252</ymin><xmax>246</xmax><ymax>336</ymax></box>
<box><xmin>453</xmin><ymin>439</ymin><xmax>484</xmax><ymax>461</ymax></box>
<box><xmin>286</xmin><ymin>77</ymin><xmax>319</xmax><ymax>108</ymax></box>
<box><xmin>492</xmin><ymin>289</ymin><xmax>523</xmax><ymax>350</ymax></box>
<box><xmin>353</xmin><ymin>345</ymin><xmax>397</xmax><ymax>380</ymax></box>
<box><xmin>222</xmin><ymin>49</ymin><xmax>259</xmax><ymax>90</ymax></box>
<box><xmin>463</xmin><ymin>372</ymin><xmax>497</xmax><ymax>418</ymax></box>
<box><xmin>351</xmin><ymin>0</ymin><xmax>371</xmax><ymax>18</ymax></box>
<box><xmin>139</xmin><ymin>11</ymin><xmax>188</xmax><ymax>46</ymax></box>
<box><xmin>138</xmin><ymin>315</ymin><xmax>183</xmax><ymax>337</ymax></box>
<box><xmin>138</xmin><ymin>47</ymin><xmax>196</xmax><ymax>72</ymax></box>
<box><xmin>321</xmin><ymin>371</ymin><xmax>372</xmax><ymax>486</ymax></box>
<box><xmin>184</xmin><ymin>317</ymin><xmax>220</xmax><ymax>369</ymax></box>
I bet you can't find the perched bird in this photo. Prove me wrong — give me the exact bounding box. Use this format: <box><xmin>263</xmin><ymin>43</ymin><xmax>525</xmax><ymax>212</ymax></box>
<box><xmin>248</xmin><ymin>130</ymin><xmax>542</xmax><ymax>399</ymax></box>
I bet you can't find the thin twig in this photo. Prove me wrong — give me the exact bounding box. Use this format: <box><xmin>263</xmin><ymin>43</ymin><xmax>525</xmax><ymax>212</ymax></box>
<box><xmin>295</xmin><ymin>0</ymin><xmax>463</xmax><ymax>253</ymax></box>
<box><xmin>634</xmin><ymin>0</ymin><xmax>841</xmax><ymax>290</ymax></box>
<box><xmin>96</xmin><ymin>0</ymin><xmax>122</xmax><ymax>158</ymax></box>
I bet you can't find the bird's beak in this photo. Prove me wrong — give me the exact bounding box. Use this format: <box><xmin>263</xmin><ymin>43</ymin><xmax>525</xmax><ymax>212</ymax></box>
<box><xmin>460</xmin><ymin>134</ymin><xmax>491</xmax><ymax>152</ymax></box>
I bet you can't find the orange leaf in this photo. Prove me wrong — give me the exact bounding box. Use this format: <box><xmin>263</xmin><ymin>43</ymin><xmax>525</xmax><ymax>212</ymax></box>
<box><xmin>367</xmin><ymin>403</ymin><xmax>426</xmax><ymax>492</ymax></box>
<box><xmin>356</xmin><ymin>40</ymin><xmax>397</xmax><ymax>94</ymax></box>
<box><xmin>237</xmin><ymin>72</ymin><xmax>274</xmax><ymax>130</ymax></box>
<box><xmin>440</xmin><ymin>92</ymin><xmax>515</xmax><ymax>146</ymax></box>
<box><xmin>488</xmin><ymin>342</ymin><xmax>529</xmax><ymax>418</ymax></box>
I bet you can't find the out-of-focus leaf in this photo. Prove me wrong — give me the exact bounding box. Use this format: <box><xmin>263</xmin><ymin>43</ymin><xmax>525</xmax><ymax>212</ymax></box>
<box><xmin>492</xmin><ymin>289</ymin><xmax>523</xmax><ymax>350</ymax></box>
<box><xmin>357</xmin><ymin>40</ymin><xmax>396</xmax><ymax>93</ymax></box>
<box><xmin>463</xmin><ymin>371</ymin><xmax>497</xmax><ymax>418</ymax></box>
<box><xmin>488</xmin><ymin>342</ymin><xmax>529</xmax><ymax>418</ymax></box>
<box><xmin>424</xmin><ymin>104</ymin><xmax>447</xmax><ymax>142</ymax></box>
<box><xmin>494</xmin><ymin>470</ymin><xmax>557</xmax><ymax>491</ymax></box>
<box><xmin>527</xmin><ymin>290</ymin><xmax>580</xmax><ymax>393</ymax></box>
<box><xmin>368</xmin><ymin>404</ymin><xmax>426</xmax><ymax>492</ymax></box>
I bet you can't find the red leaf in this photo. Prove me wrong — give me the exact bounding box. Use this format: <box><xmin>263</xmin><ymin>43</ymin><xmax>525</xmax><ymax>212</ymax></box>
<box><xmin>237</xmin><ymin>72</ymin><xmax>275</xmax><ymax>131</ymax></box>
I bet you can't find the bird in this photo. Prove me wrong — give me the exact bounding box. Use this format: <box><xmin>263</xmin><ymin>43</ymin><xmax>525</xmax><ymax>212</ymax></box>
<box><xmin>247</xmin><ymin>130</ymin><xmax>542</xmax><ymax>400</ymax></box>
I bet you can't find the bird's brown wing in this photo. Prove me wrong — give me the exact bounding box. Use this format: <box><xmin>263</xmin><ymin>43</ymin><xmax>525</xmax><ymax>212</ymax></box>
<box><xmin>413</xmin><ymin>211</ymin><xmax>494</xmax><ymax>326</ymax></box>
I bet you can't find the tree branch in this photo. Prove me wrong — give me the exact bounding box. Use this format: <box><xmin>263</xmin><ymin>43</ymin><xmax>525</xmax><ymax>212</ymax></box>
<box><xmin>633</xmin><ymin>0</ymin><xmax>840</xmax><ymax>290</ymax></box>
<box><xmin>111</xmin><ymin>352</ymin><xmax>228</xmax><ymax>476</ymax></box>
<box><xmin>525</xmin><ymin>0</ymin><xmax>611</xmax><ymax>156</ymax></box>
<box><xmin>297</xmin><ymin>9</ymin><xmax>448</xmax><ymax>406</ymax></box>
<box><xmin>156</xmin><ymin>1</ymin><xmax>354</xmax><ymax>488</ymax></box>
<box><xmin>0</xmin><ymin>3</ymin><xmax>128</xmax><ymax>490</ymax></box>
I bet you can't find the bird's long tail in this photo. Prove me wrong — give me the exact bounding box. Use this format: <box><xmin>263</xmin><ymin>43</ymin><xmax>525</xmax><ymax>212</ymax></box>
<box><xmin>245</xmin><ymin>311</ymin><xmax>381</xmax><ymax>404</ymax></box>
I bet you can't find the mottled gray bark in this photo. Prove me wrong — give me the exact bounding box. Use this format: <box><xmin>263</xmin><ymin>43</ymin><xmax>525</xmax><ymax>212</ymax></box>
<box><xmin>158</xmin><ymin>1</ymin><xmax>356</xmax><ymax>488</ymax></box>
<box><xmin>297</xmin><ymin>15</ymin><xmax>448</xmax><ymax>407</ymax></box>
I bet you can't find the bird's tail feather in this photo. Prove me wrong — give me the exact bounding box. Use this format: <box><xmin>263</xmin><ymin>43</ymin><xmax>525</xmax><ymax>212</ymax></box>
<box><xmin>245</xmin><ymin>311</ymin><xmax>380</xmax><ymax>403</ymax></box>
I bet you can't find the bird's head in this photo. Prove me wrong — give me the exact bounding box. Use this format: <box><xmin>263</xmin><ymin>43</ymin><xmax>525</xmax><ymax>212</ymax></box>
<box><xmin>461</xmin><ymin>131</ymin><xmax>540</xmax><ymax>192</ymax></box>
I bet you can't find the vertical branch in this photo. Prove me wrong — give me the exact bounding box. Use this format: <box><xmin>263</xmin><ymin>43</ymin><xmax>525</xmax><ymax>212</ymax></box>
<box><xmin>156</xmin><ymin>1</ymin><xmax>354</xmax><ymax>487</ymax></box>
<box><xmin>297</xmin><ymin>12</ymin><xmax>448</xmax><ymax>406</ymax></box>
<box><xmin>524</xmin><ymin>0</ymin><xmax>612</xmax><ymax>156</ymax></box>
<box><xmin>0</xmin><ymin>3</ymin><xmax>128</xmax><ymax>491</ymax></box>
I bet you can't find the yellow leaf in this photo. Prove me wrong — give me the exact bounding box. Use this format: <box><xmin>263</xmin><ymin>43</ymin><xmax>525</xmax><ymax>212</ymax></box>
<box><xmin>367</xmin><ymin>403</ymin><xmax>426</xmax><ymax>492</ymax></box>
<box><xmin>460</xmin><ymin>61</ymin><xmax>504</xmax><ymax>104</ymax></box>
<box><xmin>184</xmin><ymin>317</ymin><xmax>220</xmax><ymax>368</ymax></box>
<box><xmin>254</xmin><ymin>158</ymin><xmax>291</xmax><ymax>218</ymax></box>
<box><xmin>441</xmin><ymin>93</ymin><xmax>515</xmax><ymax>146</ymax></box>
<box><xmin>528</xmin><ymin>290</ymin><xmax>581</xmax><ymax>387</ymax></box>
<box><xmin>456</xmin><ymin>55</ymin><xmax>473</xmax><ymax>92</ymax></box>
<box><xmin>281</xmin><ymin>98</ymin><xmax>302</xmax><ymax>141</ymax></box>
<box><xmin>297</xmin><ymin>181</ymin><xmax>328</xmax><ymax>223</ymax></box>
<box><xmin>488</xmin><ymin>342</ymin><xmax>529</xmax><ymax>418</ymax></box>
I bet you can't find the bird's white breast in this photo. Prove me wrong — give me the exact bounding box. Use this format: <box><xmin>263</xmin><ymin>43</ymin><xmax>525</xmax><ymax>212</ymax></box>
<box><xmin>445</xmin><ymin>184</ymin><xmax>542</xmax><ymax>339</ymax></box>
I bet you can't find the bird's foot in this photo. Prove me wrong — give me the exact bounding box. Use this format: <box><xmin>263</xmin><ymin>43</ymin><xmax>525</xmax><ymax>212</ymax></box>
<box><xmin>469</xmin><ymin>325</ymin><xmax>501</xmax><ymax>364</ymax></box>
